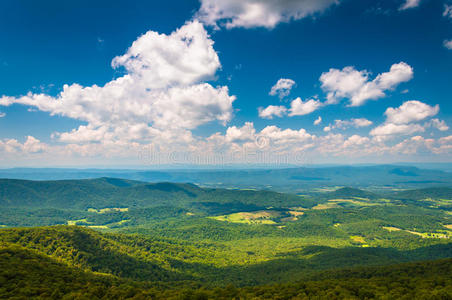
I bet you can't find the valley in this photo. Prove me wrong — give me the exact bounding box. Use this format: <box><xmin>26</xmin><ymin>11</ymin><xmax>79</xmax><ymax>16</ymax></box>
<box><xmin>0</xmin><ymin>167</ymin><xmax>451</xmax><ymax>298</ymax></box>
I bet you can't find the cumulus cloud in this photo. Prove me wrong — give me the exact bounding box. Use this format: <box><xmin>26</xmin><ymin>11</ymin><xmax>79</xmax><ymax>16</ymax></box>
<box><xmin>258</xmin><ymin>105</ymin><xmax>287</xmax><ymax>119</ymax></box>
<box><xmin>444</xmin><ymin>40</ymin><xmax>452</xmax><ymax>50</ymax></box>
<box><xmin>314</xmin><ymin>116</ymin><xmax>322</xmax><ymax>125</ymax></box>
<box><xmin>0</xmin><ymin>112</ymin><xmax>5</xmax><ymax>118</ymax></box>
<box><xmin>111</xmin><ymin>21</ymin><xmax>220</xmax><ymax>89</ymax></box>
<box><xmin>288</xmin><ymin>97</ymin><xmax>323</xmax><ymax>116</ymax></box>
<box><xmin>385</xmin><ymin>100</ymin><xmax>439</xmax><ymax>125</ymax></box>
<box><xmin>0</xmin><ymin>139</ymin><xmax>22</xmax><ymax>153</ymax></box>
<box><xmin>425</xmin><ymin>119</ymin><xmax>449</xmax><ymax>132</ymax></box>
<box><xmin>23</xmin><ymin>136</ymin><xmax>47</xmax><ymax>153</ymax></box>
<box><xmin>196</xmin><ymin>0</ymin><xmax>339</xmax><ymax>29</ymax></box>
<box><xmin>370</xmin><ymin>123</ymin><xmax>425</xmax><ymax>137</ymax></box>
<box><xmin>203</xmin><ymin>122</ymin><xmax>316</xmax><ymax>163</ymax></box>
<box><xmin>0</xmin><ymin>136</ymin><xmax>47</xmax><ymax>154</ymax></box>
<box><xmin>258</xmin><ymin>97</ymin><xmax>322</xmax><ymax>119</ymax></box>
<box><xmin>390</xmin><ymin>136</ymin><xmax>427</xmax><ymax>155</ymax></box>
<box><xmin>342</xmin><ymin>135</ymin><xmax>371</xmax><ymax>149</ymax></box>
<box><xmin>225</xmin><ymin>122</ymin><xmax>256</xmax><ymax>142</ymax></box>
<box><xmin>0</xmin><ymin>21</ymin><xmax>236</xmax><ymax>145</ymax></box>
<box><xmin>320</xmin><ymin>62</ymin><xmax>413</xmax><ymax>106</ymax></box>
<box><xmin>324</xmin><ymin>118</ymin><xmax>373</xmax><ymax>131</ymax></box>
<box><xmin>260</xmin><ymin>126</ymin><xmax>314</xmax><ymax>148</ymax></box>
<box><xmin>315</xmin><ymin>133</ymin><xmax>380</xmax><ymax>157</ymax></box>
<box><xmin>352</xmin><ymin>118</ymin><xmax>374</xmax><ymax>127</ymax></box>
<box><xmin>399</xmin><ymin>0</ymin><xmax>421</xmax><ymax>10</ymax></box>
<box><xmin>370</xmin><ymin>100</ymin><xmax>440</xmax><ymax>138</ymax></box>
<box><xmin>269</xmin><ymin>78</ymin><xmax>296</xmax><ymax>99</ymax></box>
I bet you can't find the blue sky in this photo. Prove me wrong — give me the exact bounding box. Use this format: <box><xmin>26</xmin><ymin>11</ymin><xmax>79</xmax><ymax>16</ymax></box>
<box><xmin>0</xmin><ymin>0</ymin><xmax>451</xmax><ymax>167</ymax></box>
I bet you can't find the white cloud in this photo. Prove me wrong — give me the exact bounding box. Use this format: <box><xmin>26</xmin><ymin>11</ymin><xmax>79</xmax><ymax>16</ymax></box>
<box><xmin>439</xmin><ymin>135</ymin><xmax>452</xmax><ymax>144</ymax></box>
<box><xmin>352</xmin><ymin>118</ymin><xmax>374</xmax><ymax>127</ymax></box>
<box><xmin>399</xmin><ymin>0</ymin><xmax>421</xmax><ymax>10</ymax></box>
<box><xmin>391</xmin><ymin>136</ymin><xmax>430</xmax><ymax>155</ymax></box>
<box><xmin>326</xmin><ymin>118</ymin><xmax>373</xmax><ymax>131</ymax></box>
<box><xmin>315</xmin><ymin>133</ymin><xmax>380</xmax><ymax>157</ymax></box>
<box><xmin>288</xmin><ymin>97</ymin><xmax>323</xmax><ymax>116</ymax></box>
<box><xmin>425</xmin><ymin>119</ymin><xmax>449</xmax><ymax>132</ymax></box>
<box><xmin>0</xmin><ymin>139</ymin><xmax>22</xmax><ymax>153</ymax></box>
<box><xmin>342</xmin><ymin>135</ymin><xmax>370</xmax><ymax>148</ymax></box>
<box><xmin>320</xmin><ymin>66</ymin><xmax>369</xmax><ymax>105</ymax></box>
<box><xmin>196</xmin><ymin>0</ymin><xmax>339</xmax><ymax>29</ymax></box>
<box><xmin>443</xmin><ymin>4</ymin><xmax>452</xmax><ymax>18</ymax></box>
<box><xmin>225</xmin><ymin>122</ymin><xmax>256</xmax><ymax>142</ymax></box>
<box><xmin>385</xmin><ymin>100</ymin><xmax>439</xmax><ymax>125</ymax></box>
<box><xmin>370</xmin><ymin>100</ymin><xmax>440</xmax><ymax>138</ymax></box>
<box><xmin>320</xmin><ymin>62</ymin><xmax>413</xmax><ymax>106</ymax></box>
<box><xmin>23</xmin><ymin>136</ymin><xmax>47</xmax><ymax>153</ymax></box>
<box><xmin>0</xmin><ymin>21</ymin><xmax>236</xmax><ymax>145</ymax></box>
<box><xmin>0</xmin><ymin>112</ymin><xmax>5</xmax><ymax>118</ymax></box>
<box><xmin>444</xmin><ymin>40</ymin><xmax>452</xmax><ymax>50</ymax></box>
<box><xmin>111</xmin><ymin>20</ymin><xmax>220</xmax><ymax>89</ymax></box>
<box><xmin>370</xmin><ymin>123</ymin><xmax>425</xmax><ymax>137</ymax></box>
<box><xmin>258</xmin><ymin>105</ymin><xmax>287</xmax><ymax>119</ymax></box>
<box><xmin>203</xmin><ymin>122</ymin><xmax>316</xmax><ymax>161</ymax></box>
<box><xmin>0</xmin><ymin>136</ymin><xmax>47</xmax><ymax>154</ymax></box>
<box><xmin>314</xmin><ymin>116</ymin><xmax>322</xmax><ymax>125</ymax></box>
<box><xmin>269</xmin><ymin>78</ymin><xmax>296</xmax><ymax>98</ymax></box>
<box><xmin>260</xmin><ymin>126</ymin><xmax>314</xmax><ymax>145</ymax></box>
<box><xmin>258</xmin><ymin>97</ymin><xmax>322</xmax><ymax>119</ymax></box>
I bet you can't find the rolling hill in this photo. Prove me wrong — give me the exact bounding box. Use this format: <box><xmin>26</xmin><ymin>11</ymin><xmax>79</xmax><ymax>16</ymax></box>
<box><xmin>0</xmin><ymin>178</ymin><xmax>312</xmax><ymax>210</ymax></box>
<box><xmin>0</xmin><ymin>226</ymin><xmax>451</xmax><ymax>299</ymax></box>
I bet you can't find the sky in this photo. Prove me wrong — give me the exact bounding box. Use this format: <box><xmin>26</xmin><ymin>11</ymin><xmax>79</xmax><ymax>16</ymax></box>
<box><xmin>0</xmin><ymin>0</ymin><xmax>451</xmax><ymax>167</ymax></box>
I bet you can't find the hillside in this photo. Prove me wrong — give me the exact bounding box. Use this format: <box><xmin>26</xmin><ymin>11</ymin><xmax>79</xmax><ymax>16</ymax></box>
<box><xmin>0</xmin><ymin>178</ymin><xmax>310</xmax><ymax>210</ymax></box>
<box><xmin>0</xmin><ymin>179</ymin><xmax>451</xmax><ymax>297</ymax></box>
<box><xmin>0</xmin><ymin>226</ymin><xmax>451</xmax><ymax>299</ymax></box>
<box><xmin>324</xmin><ymin>187</ymin><xmax>379</xmax><ymax>200</ymax></box>
<box><xmin>0</xmin><ymin>226</ymin><xmax>451</xmax><ymax>285</ymax></box>
<box><xmin>393</xmin><ymin>187</ymin><xmax>452</xmax><ymax>200</ymax></box>
<box><xmin>0</xmin><ymin>226</ymin><xmax>184</xmax><ymax>282</ymax></box>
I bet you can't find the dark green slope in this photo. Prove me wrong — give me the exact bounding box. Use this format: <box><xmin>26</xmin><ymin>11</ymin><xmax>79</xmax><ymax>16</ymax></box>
<box><xmin>1</xmin><ymin>226</ymin><xmax>451</xmax><ymax>286</ymax></box>
<box><xmin>393</xmin><ymin>187</ymin><xmax>452</xmax><ymax>200</ymax></box>
<box><xmin>1</xmin><ymin>177</ymin><xmax>450</xmax><ymax>212</ymax></box>
<box><xmin>324</xmin><ymin>187</ymin><xmax>379</xmax><ymax>200</ymax></box>
<box><xmin>1</xmin><ymin>243</ymin><xmax>451</xmax><ymax>299</ymax></box>
<box><xmin>0</xmin><ymin>178</ymin><xmax>140</xmax><ymax>208</ymax></box>
<box><xmin>0</xmin><ymin>246</ymin><xmax>149</xmax><ymax>300</ymax></box>
<box><xmin>0</xmin><ymin>226</ymin><xmax>185</xmax><ymax>282</ymax></box>
<box><xmin>0</xmin><ymin>178</ymin><xmax>312</xmax><ymax>210</ymax></box>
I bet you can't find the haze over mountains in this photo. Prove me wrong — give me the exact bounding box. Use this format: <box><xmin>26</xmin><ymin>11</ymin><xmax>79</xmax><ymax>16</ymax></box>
<box><xmin>1</xmin><ymin>165</ymin><xmax>452</xmax><ymax>192</ymax></box>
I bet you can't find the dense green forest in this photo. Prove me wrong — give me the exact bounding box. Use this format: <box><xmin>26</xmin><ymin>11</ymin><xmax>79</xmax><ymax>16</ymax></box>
<box><xmin>0</xmin><ymin>177</ymin><xmax>451</xmax><ymax>298</ymax></box>
<box><xmin>0</xmin><ymin>227</ymin><xmax>452</xmax><ymax>299</ymax></box>
<box><xmin>1</xmin><ymin>226</ymin><xmax>451</xmax><ymax>299</ymax></box>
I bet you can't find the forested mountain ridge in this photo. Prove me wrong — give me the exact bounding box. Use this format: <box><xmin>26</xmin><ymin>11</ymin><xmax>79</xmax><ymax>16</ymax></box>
<box><xmin>0</xmin><ymin>226</ymin><xmax>451</xmax><ymax>285</ymax></box>
<box><xmin>1</xmin><ymin>165</ymin><xmax>452</xmax><ymax>191</ymax></box>
<box><xmin>0</xmin><ymin>178</ymin><xmax>308</xmax><ymax>210</ymax></box>
<box><xmin>393</xmin><ymin>187</ymin><xmax>452</xmax><ymax>200</ymax></box>
<box><xmin>0</xmin><ymin>226</ymin><xmax>451</xmax><ymax>299</ymax></box>
<box><xmin>0</xmin><ymin>178</ymin><xmax>451</xmax><ymax>298</ymax></box>
<box><xmin>1</xmin><ymin>177</ymin><xmax>451</xmax><ymax>210</ymax></box>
